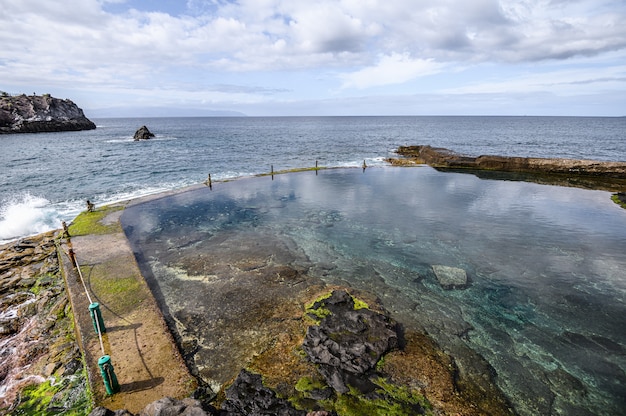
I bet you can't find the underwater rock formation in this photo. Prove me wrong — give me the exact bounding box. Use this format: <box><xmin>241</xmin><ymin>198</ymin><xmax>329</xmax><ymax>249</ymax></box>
<box><xmin>432</xmin><ymin>265</ymin><xmax>468</xmax><ymax>289</ymax></box>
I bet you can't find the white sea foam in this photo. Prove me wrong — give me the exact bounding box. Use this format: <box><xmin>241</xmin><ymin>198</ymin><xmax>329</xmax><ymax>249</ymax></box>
<box><xmin>0</xmin><ymin>183</ymin><xmax>202</xmax><ymax>244</ymax></box>
<box><xmin>105</xmin><ymin>137</ymin><xmax>134</xmax><ymax>143</ymax></box>
<box><xmin>0</xmin><ymin>194</ymin><xmax>63</xmax><ymax>244</ymax></box>
<box><xmin>105</xmin><ymin>135</ymin><xmax>178</xmax><ymax>143</ymax></box>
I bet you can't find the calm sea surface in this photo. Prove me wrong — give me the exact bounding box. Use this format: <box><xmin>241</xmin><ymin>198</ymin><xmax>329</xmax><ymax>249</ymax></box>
<box><xmin>1</xmin><ymin>116</ymin><xmax>625</xmax><ymax>414</ymax></box>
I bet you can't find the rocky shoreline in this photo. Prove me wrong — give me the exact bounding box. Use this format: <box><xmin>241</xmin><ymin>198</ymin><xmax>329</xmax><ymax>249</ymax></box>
<box><xmin>0</xmin><ymin>94</ymin><xmax>96</xmax><ymax>134</ymax></box>
<box><xmin>0</xmin><ymin>232</ymin><xmax>89</xmax><ymax>413</ymax></box>
<box><xmin>389</xmin><ymin>145</ymin><xmax>626</xmax><ymax>192</ymax></box>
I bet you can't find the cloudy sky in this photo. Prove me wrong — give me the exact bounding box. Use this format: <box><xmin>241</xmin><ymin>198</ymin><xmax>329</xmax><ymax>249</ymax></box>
<box><xmin>1</xmin><ymin>0</ymin><xmax>625</xmax><ymax>117</ymax></box>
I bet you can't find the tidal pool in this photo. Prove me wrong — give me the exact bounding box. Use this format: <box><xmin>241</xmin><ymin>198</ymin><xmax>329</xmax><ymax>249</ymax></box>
<box><xmin>122</xmin><ymin>167</ymin><xmax>626</xmax><ymax>415</ymax></box>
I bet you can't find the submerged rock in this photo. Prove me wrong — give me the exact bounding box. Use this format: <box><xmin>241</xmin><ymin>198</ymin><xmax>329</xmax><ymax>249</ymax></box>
<box><xmin>432</xmin><ymin>265</ymin><xmax>468</xmax><ymax>289</ymax></box>
<box><xmin>133</xmin><ymin>125</ymin><xmax>155</xmax><ymax>141</ymax></box>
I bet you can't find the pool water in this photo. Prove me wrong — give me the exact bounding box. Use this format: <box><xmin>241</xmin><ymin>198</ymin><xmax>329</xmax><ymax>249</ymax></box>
<box><xmin>122</xmin><ymin>167</ymin><xmax>626</xmax><ymax>415</ymax></box>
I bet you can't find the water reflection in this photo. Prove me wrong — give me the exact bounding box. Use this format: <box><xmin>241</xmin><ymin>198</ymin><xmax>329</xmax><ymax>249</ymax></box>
<box><xmin>122</xmin><ymin>167</ymin><xmax>626</xmax><ymax>416</ymax></box>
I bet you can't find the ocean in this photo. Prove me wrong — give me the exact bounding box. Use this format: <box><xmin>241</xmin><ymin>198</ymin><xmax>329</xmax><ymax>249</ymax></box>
<box><xmin>1</xmin><ymin>115</ymin><xmax>624</xmax><ymax>243</ymax></box>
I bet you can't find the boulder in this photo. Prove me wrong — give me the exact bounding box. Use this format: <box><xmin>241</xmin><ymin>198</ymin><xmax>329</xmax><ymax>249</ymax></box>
<box><xmin>133</xmin><ymin>125</ymin><xmax>155</xmax><ymax>141</ymax></box>
<box><xmin>221</xmin><ymin>369</ymin><xmax>305</xmax><ymax>416</ymax></box>
<box><xmin>432</xmin><ymin>265</ymin><xmax>468</xmax><ymax>289</ymax></box>
<box><xmin>301</xmin><ymin>290</ymin><xmax>399</xmax><ymax>393</ymax></box>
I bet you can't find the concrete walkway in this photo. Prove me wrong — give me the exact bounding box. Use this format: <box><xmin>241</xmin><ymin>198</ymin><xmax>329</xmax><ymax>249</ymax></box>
<box><xmin>59</xmin><ymin>206</ymin><xmax>196</xmax><ymax>414</ymax></box>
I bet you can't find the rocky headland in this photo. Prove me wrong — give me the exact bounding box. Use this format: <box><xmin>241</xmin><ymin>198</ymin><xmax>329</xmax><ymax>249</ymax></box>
<box><xmin>0</xmin><ymin>94</ymin><xmax>96</xmax><ymax>134</ymax></box>
<box><xmin>390</xmin><ymin>145</ymin><xmax>626</xmax><ymax>192</ymax></box>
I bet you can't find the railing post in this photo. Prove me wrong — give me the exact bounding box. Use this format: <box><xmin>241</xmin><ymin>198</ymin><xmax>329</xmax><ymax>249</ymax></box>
<box><xmin>98</xmin><ymin>355</ymin><xmax>120</xmax><ymax>395</ymax></box>
<box><xmin>89</xmin><ymin>302</ymin><xmax>107</xmax><ymax>334</ymax></box>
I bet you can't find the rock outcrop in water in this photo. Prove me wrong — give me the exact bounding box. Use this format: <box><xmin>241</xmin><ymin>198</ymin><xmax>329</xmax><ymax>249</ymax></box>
<box><xmin>301</xmin><ymin>290</ymin><xmax>399</xmax><ymax>394</ymax></box>
<box><xmin>389</xmin><ymin>145</ymin><xmax>626</xmax><ymax>191</ymax></box>
<box><xmin>0</xmin><ymin>94</ymin><xmax>96</xmax><ymax>134</ymax></box>
<box><xmin>392</xmin><ymin>145</ymin><xmax>626</xmax><ymax>178</ymax></box>
<box><xmin>133</xmin><ymin>125</ymin><xmax>155</xmax><ymax>141</ymax></box>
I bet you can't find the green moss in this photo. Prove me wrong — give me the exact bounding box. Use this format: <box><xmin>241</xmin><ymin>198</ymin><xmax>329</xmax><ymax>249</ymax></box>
<box><xmin>611</xmin><ymin>194</ymin><xmax>626</xmax><ymax>210</ymax></box>
<box><xmin>90</xmin><ymin>273</ymin><xmax>145</xmax><ymax>314</ymax></box>
<box><xmin>67</xmin><ymin>205</ymin><xmax>123</xmax><ymax>236</ymax></box>
<box><xmin>352</xmin><ymin>297</ymin><xmax>369</xmax><ymax>310</ymax></box>
<box><xmin>320</xmin><ymin>381</ymin><xmax>432</xmax><ymax>416</ymax></box>
<box><xmin>372</xmin><ymin>377</ymin><xmax>432</xmax><ymax>412</ymax></box>
<box><xmin>304</xmin><ymin>292</ymin><xmax>334</xmax><ymax>324</ymax></box>
<box><xmin>10</xmin><ymin>375</ymin><xmax>91</xmax><ymax>415</ymax></box>
<box><xmin>295</xmin><ymin>376</ymin><xmax>327</xmax><ymax>393</ymax></box>
<box><xmin>305</xmin><ymin>292</ymin><xmax>371</xmax><ymax>325</ymax></box>
<box><xmin>29</xmin><ymin>274</ymin><xmax>56</xmax><ymax>296</ymax></box>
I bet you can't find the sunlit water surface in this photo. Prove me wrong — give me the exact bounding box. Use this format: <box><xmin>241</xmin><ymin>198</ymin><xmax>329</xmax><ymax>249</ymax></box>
<box><xmin>122</xmin><ymin>167</ymin><xmax>626</xmax><ymax>416</ymax></box>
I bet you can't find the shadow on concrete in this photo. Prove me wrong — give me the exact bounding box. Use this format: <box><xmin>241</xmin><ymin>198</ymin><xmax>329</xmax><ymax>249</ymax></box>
<box><xmin>121</xmin><ymin>377</ymin><xmax>165</xmax><ymax>393</ymax></box>
<box><xmin>106</xmin><ymin>323</ymin><xmax>143</xmax><ymax>333</ymax></box>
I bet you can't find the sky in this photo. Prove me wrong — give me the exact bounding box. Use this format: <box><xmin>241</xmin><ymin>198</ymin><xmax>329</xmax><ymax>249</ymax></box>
<box><xmin>1</xmin><ymin>0</ymin><xmax>625</xmax><ymax>117</ymax></box>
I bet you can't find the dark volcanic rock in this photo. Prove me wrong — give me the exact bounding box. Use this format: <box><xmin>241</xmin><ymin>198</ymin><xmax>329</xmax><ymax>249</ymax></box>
<box><xmin>301</xmin><ymin>290</ymin><xmax>399</xmax><ymax>394</ymax></box>
<box><xmin>0</xmin><ymin>94</ymin><xmax>96</xmax><ymax>133</ymax></box>
<box><xmin>89</xmin><ymin>397</ymin><xmax>212</xmax><ymax>416</ymax></box>
<box><xmin>133</xmin><ymin>125</ymin><xmax>155</xmax><ymax>141</ymax></box>
<box><xmin>393</xmin><ymin>145</ymin><xmax>626</xmax><ymax>179</ymax></box>
<box><xmin>222</xmin><ymin>369</ymin><xmax>305</xmax><ymax>416</ymax></box>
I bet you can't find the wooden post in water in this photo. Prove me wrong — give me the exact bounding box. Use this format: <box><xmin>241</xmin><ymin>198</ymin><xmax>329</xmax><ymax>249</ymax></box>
<box><xmin>271</xmin><ymin>165</ymin><xmax>274</xmax><ymax>180</ymax></box>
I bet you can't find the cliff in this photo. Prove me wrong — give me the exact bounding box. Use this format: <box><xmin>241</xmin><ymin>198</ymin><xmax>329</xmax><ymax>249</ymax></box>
<box><xmin>0</xmin><ymin>94</ymin><xmax>96</xmax><ymax>134</ymax></box>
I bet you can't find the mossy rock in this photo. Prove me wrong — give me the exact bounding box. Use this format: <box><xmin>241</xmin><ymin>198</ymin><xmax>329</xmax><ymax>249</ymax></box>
<box><xmin>68</xmin><ymin>205</ymin><xmax>123</xmax><ymax>236</ymax></box>
<box><xmin>612</xmin><ymin>192</ymin><xmax>626</xmax><ymax>209</ymax></box>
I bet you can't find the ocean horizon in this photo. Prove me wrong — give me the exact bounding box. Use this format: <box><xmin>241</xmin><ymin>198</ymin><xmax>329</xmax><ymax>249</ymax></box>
<box><xmin>1</xmin><ymin>115</ymin><xmax>625</xmax><ymax>244</ymax></box>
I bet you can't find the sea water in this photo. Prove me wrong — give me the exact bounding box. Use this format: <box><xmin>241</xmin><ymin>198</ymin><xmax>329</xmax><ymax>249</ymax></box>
<box><xmin>121</xmin><ymin>167</ymin><xmax>626</xmax><ymax>415</ymax></box>
<box><xmin>1</xmin><ymin>116</ymin><xmax>624</xmax><ymax>243</ymax></box>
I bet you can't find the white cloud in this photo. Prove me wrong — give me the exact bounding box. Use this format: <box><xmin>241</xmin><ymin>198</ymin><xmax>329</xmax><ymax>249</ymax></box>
<box><xmin>340</xmin><ymin>53</ymin><xmax>444</xmax><ymax>89</ymax></box>
<box><xmin>442</xmin><ymin>62</ymin><xmax>626</xmax><ymax>96</ymax></box>
<box><xmin>0</xmin><ymin>0</ymin><xmax>624</xmax><ymax>115</ymax></box>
